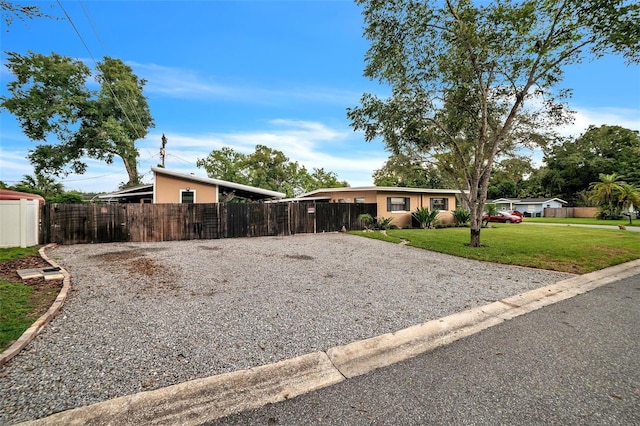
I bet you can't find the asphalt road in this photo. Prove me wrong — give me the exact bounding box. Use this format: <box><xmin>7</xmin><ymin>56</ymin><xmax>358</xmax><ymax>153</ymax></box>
<box><xmin>210</xmin><ymin>273</ymin><xmax>640</xmax><ymax>425</ymax></box>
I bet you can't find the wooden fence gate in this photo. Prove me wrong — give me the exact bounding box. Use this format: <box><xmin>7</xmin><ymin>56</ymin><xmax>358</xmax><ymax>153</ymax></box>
<box><xmin>41</xmin><ymin>202</ymin><xmax>377</xmax><ymax>245</ymax></box>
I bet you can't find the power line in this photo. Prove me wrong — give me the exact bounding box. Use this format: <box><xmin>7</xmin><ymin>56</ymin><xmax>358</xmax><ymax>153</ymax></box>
<box><xmin>59</xmin><ymin>173</ymin><xmax>119</xmax><ymax>183</ymax></box>
<box><xmin>79</xmin><ymin>0</ymin><xmax>150</xmax><ymax>138</ymax></box>
<box><xmin>166</xmin><ymin>153</ymin><xmax>195</xmax><ymax>165</ymax></box>
<box><xmin>55</xmin><ymin>0</ymin><xmax>147</xmax><ymax>142</ymax></box>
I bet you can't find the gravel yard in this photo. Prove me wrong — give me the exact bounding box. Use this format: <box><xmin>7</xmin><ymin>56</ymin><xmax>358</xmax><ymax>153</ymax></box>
<box><xmin>0</xmin><ymin>233</ymin><xmax>574</xmax><ymax>424</ymax></box>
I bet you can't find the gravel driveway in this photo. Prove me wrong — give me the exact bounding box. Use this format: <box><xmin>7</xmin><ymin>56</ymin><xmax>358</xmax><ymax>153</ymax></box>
<box><xmin>0</xmin><ymin>233</ymin><xmax>574</xmax><ymax>424</ymax></box>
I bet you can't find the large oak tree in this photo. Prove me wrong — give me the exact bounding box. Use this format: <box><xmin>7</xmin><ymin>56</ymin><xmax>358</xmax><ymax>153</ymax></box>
<box><xmin>544</xmin><ymin>125</ymin><xmax>640</xmax><ymax>203</ymax></box>
<box><xmin>348</xmin><ymin>0</ymin><xmax>639</xmax><ymax>247</ymax></box>
<box><xmin>1</xmin><ymin>52</ymin><xmax>154</xmax><ymax>187</ymax></box>
<box><xmin>197</xmin><ymin>145</ymin><xmax>348</xmax><ymax>198</ymax></box>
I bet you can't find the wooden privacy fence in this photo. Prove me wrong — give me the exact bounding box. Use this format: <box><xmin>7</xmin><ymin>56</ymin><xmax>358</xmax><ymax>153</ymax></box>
<box><xmin>41</xmin><ymin>202</ymin><xmax>377</xmax><ymax>245</ymax></box>
<box><xmin>543</xmin><ymin>207</ymin><xmax>598</xmax><ymax>218</ymax></box>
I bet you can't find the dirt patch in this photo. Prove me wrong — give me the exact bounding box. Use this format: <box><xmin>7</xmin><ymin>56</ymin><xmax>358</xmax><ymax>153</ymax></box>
<box><xmin>124</xmin><ymin>257</ymin><xmax>160</xmax><ymax>277</ymax></box>
<box><xmin>591</xmin><ymin>246</ymin><xmax>631</xmax><ymax>257</ymax></box>
<box><xmin>89</xmin><ymin>250</ymin><xmax>145</xmax><ymax>262</ymax></box>
<box><xmin>88</xmin><ymin>251</ymin><xmax>179</xmax><ymax>292</ymax></box>
<box><xmin>0</xmin><ymin>255</ymin><xmax>63</xmax><ymax>322</ymax></box>
<box><xmin>537</xmin><ymin>260</ymin><xmax>585</xmax><ymax>274</ymax></box>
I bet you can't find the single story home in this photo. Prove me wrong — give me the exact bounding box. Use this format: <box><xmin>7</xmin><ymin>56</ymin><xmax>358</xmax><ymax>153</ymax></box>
<box><xmin>99</xmin><ymin>167</ymin><xmax>285</xmax><ymax>203</ymax></box>
<box><xmin>491</xmin><ymin>197</ymin><xmax>567</xmax><ymax>217</ymax></box>
<box><xmin>294</xmin><ymin>186</ymin><xmax>467</xmax><ymax>228</ymax></box>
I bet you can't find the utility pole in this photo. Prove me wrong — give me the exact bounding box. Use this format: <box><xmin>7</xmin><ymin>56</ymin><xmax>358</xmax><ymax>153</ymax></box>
<box><xmin>160</xmin><ymin>133</ymin><xmax>167</xmax><ymax>167</ymax></box>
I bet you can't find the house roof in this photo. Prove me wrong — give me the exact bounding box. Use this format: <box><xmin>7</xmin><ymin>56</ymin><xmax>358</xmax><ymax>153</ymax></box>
<box><xmin>0</xmin><ymin>189</ymin><xmax>46</xmax><ymax>204</ymax></box>
<box><xmin>300</xmin><ymin>186</ymin><xmax>466</xmax><ymax>198</ymax></box>
<box><xmin>492</xmin><ymin>197</ymin><xmax>567</xmax><ymax>205</ymax></box>
<box><xmin>151</xmin><ymin>167</ymin><xmax>285</xmax><ymax>200</ymax></box>
<box><xmin>98</xmin><ymin>185</ymin><xmax>154</xmax><ymax>200</ymax></box>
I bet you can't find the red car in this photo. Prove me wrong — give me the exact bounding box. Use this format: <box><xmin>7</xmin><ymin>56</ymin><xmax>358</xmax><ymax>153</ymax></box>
<box><xmin>482</xmin><ymin>211</ymin><xmax>522</xmax><ymax>223</ymax></box>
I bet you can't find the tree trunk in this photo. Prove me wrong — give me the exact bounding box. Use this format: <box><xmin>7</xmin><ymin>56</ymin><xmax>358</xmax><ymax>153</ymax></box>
<box><xmin>122</xmin><ymin>154</ymin><xmax>140</xmax><ymax>187</ymax></box>
<box><xmin>469</xmin><ymin>200</ymin><xmax>485</xmax><ymax>247</ymax></box>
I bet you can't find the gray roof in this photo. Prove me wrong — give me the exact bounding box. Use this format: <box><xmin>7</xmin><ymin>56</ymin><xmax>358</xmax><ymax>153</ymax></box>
<box><xmin>300</xmin><ymin>186</ymin><xmax>467</xmax><ymax>198</ymax></box>
<box><xmin>492</xmin><ymin>197</ymin><xmax>567</xmax><ymax>204</ymax></box>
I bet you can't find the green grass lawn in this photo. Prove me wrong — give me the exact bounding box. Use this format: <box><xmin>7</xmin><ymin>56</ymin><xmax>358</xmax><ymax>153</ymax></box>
<box><xmin>0</xmin><ymin>280</ymin><xmax>35</xmax><ymax>350</ymax></box>
<box><xmin>352</xmin><ymin>225</ymin><xmax>640</xmax><ymax>274</ymax></box>
<box><xmin>0</xmin><ymin>246</ymin><xmax>40</xmax><ymax>262</ymax></box>
<box><xmin>0</xmin><ymin>246</ymin><xmax>53</xmax><ymax>352</ymax></box>
<box><xmin>524</xmin><ymin>217</ymin><xmax>639</xmax><ymax>227</ymax></box>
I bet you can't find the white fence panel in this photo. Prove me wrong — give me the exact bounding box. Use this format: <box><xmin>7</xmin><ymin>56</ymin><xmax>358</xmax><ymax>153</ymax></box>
<box><xmin>0</xmin><ymin>199</ymin><xmax>40</xmax><ymax>248</ymax></box>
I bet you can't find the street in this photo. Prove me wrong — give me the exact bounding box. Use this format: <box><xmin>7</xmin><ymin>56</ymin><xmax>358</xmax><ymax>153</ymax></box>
<box><xmin>210</xmin><ymin>273</ymin><xmax>640</xmax><ymax>425</ymax></box>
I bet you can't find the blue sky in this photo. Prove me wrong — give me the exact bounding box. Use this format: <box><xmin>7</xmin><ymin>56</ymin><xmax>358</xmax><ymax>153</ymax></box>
<box><xmin>1</xmin><ymin>1</ymin><xmax>639</xmax><ymax>193</ymax></box>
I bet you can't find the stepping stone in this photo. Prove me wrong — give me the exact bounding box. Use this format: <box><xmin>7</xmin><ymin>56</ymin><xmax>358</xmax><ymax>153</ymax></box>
<box><xmin>17</xmin><ymin>268</ymin><xmax>44</xmax><ymax>279</ymax></box>
<box><xmin>44</xmin><ymin>271</ymin><xmax>64</xmax><ymax>280</ymax></box>
<box><xmin>16</xmin><ymin>267</ymin><xmax>64</xmax><ymax>280</ymax></box>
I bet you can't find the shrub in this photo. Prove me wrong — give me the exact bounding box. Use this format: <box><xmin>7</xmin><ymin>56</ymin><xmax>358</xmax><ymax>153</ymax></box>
<box><xmin>357</xmin><ymin>214</ymin><xmax>394</xmax><ymax>230</ymax></box>
<box><xmin>358</xmin><ymin>213</ymin><xmax>375</xmax><ymax>230</ymax></box>
<box><xmin>451</xmin><ymin>208</ymin><xmax>471</xmax><ymax>225</ymax></box>
<box><xmin>412</xmin><ymin>207</ymin><xmax>439</xmax><ymax>229</ymax></box>
<box><xmin>48</xmin><ymin>191</ymin><xmax>84</xmax><ymax>204</ymax></box>
<box><xmin>375</xmin><ymin>216</ymin><xmax>394</xmax><ymax>230</ymax></box>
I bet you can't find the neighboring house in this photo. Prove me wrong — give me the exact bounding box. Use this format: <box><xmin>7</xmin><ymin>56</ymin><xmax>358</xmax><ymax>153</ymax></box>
<box><xmin>99</xmin><ymin>167</ymin><xmax>285</xmax><ymax>203</ymax></box>
<box><xmin>295</xmin><ymin>186</ymin><xmax>466</xmax><ymax>228</ymax></box>
<box><xmin>492</xmin><ymin>197</ymin><xmax>567</xmax><ymax>217</ymax></box>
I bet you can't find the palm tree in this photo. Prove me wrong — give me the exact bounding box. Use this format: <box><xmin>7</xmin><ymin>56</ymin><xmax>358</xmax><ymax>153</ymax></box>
<box><xmin>588</xmin><ymin>173</ymin><xmax>626</xmax><ymax>218</ymax></box>
<box><xmin>18</xmin><ymin>173</ymin><xmax>64</xmax><ymax>198</ymax></box>
<box><xmin>617</xmin><ymin>183</ymin><xmax>640</xmax><ymax>223</ymax></box>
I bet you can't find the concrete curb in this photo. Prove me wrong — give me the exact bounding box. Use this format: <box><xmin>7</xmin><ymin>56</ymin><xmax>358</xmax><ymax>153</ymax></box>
<box><xmin>20</xmin><ymin>352</ymin><xmax>344</xmax><ymax>426</ymax></box>
<box><xmin>328</xmin><ymin>259</ymin><xmax>640</xmax><ymax>378</ymax></box>
<box><xmin>17</xmin><ymin>259</ymin><xmax>640</xmax><ymax>425</ymax></box>
<box><xmin>0</xmin><ymin>244</ymin><xmax>70</xmax><ymax>367</ymax></box>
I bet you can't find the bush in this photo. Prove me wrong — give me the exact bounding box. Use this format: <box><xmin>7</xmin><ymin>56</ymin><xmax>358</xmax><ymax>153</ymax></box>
<box><xmin>375</xmin><ymin>216</ymin><xmax>394</xmax><ymax>230</ymax></box>
<box><xmin>451</xmin><ymin>208</ymin><xmax>471</xmax><ymax>225</ymax></box>
<box><xmin>357</xmin><ymin>214</ymin><xmax>394</xmax><ymax>230</ymax></box>
<box><xmin>412</xmin><ymin>207</ymin><xmax>439</xmax><ymax>229</ymax></box>
<box><xmin>48</xmin><ymin>191</ymin><xmax>84</xmax><ymax>204</ymax></box>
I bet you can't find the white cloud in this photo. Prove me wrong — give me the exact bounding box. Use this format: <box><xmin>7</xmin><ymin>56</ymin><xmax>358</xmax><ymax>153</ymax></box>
<box><xmin>556</xmin><ymin>105</ymin><xmax>640</xmax><ymax>137</ymax></box>
<box><xmin>129</xmin><ymin>62</ymin><xmax>364</xmax><ymax>105</ymax></box>
<box><xmin>0</xmin><ymin>119</ymin><xmax>381</xmax><ymax>193</ymax></box>
<box><xmin>0</xmin><ymin>149</ymin><xmax>33</xmax><ymax>183</ymax></box>
<box><xmin>138</xmin><ymin>119</ymin><xmax>385</xmax><ymax>187</ymax></box>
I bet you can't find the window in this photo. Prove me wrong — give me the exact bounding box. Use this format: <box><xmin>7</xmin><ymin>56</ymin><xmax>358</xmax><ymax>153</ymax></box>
<box><xmin>430</xmin><ymin>197</ymin><xmax>448</xmax><ymax>210</ymax></box>
<box><xmin>354</xmin><ymin>197</ymin><xmax>365</xmax><ymax>203</ymax></box>
<box><xmin>387</xmin><ymin>197</ymin><xmax>410</xmax><ymax>211</ymax></box>
<box><xmin>181</xmin><ymin>190</ymin><xmax>195</xmax><ymax>204</ymax></box>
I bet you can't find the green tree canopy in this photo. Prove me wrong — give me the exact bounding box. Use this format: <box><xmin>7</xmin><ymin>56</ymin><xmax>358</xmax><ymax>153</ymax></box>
<box><xmin>1</xmin><ymin>52</ymin><xmax>154</xmax><ymax>188</ymax></box>
<box><xmin>16</xmin><ymin>173</ymin><xmax>64</xmax><ymax>198</ymax></box>
<box><xmin>348</xmin><ymin>0</ymin><xmax>639</xmax><ymax>247</ymax></box>
<box><xmin>487</xmin><ymin>157</ymin><xmax>535</xmax><ymax>199</ymax></box>
<box><xmin>544</xmin><ymin>125</ymin><xmax>640</xmax><ymax>203</ymax></box>
<box><xmin>373</xmin><ymin>153</ymin><xmax>452</xmax><ymax>188</ymax></box>
<box><xmin>196</xmin><ymin>145</ymin><xmax>348</xmax><ymax>198</ymax></box>
<box><xmin>588</xmin><ymin>172</ymin><xmax>640</xmax><ymax>218</ymax></box>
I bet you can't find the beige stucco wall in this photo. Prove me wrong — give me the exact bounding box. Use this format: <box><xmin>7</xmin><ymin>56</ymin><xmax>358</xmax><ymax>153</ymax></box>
<box><xmin>308</xmin><ymin>190</ymin><xmax>457</xmax><ymax>228</ymax></box>
<box><xmin>375</xmin><ymin>191</ymin><xmax>456</xmax><ymax>227</ymax></box>
<box><xmin>154</xmin><ymin>173</ymin><xmax>218</xmax><ymax>203</ymax></box>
